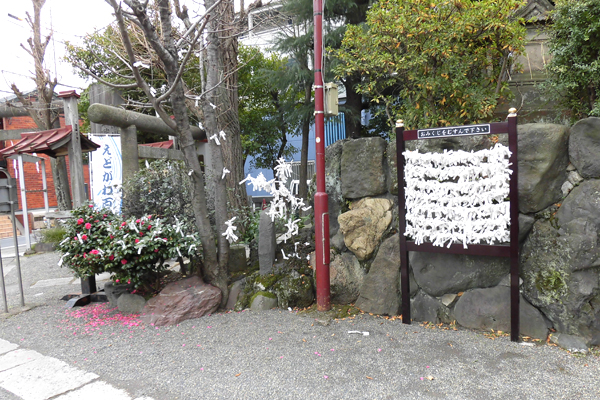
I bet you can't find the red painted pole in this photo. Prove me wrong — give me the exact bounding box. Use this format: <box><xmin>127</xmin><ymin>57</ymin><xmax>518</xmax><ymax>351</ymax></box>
<box><xmin>313</xmin><ymin>0</ymin><xmax>331</xmax><ymax>311</ymax></box>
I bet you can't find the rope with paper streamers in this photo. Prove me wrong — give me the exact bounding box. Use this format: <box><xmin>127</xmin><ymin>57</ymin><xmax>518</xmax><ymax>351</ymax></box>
<box><xmin>403</xmin><ymin>143</ymin><xmax>512</xmax><ymax>248</ymax></box>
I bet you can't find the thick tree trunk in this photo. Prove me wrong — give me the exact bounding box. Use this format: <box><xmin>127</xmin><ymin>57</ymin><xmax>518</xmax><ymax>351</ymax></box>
<box><xmin>202</xmin><ymin>0</ymin><xmax>231</xmax><ymax>306</ymax></box>
<box><xmin>344</xmin><ymin>78</ymin><xmax>363</xmax><ymax>139</ymax></box>
<box><xmin>218</xmin><ymin>0</ymin><xmax>248</xmax><ymax>213</ymax></box>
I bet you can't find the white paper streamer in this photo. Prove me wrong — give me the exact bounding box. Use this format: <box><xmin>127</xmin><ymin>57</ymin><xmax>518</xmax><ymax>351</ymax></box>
<box><xmin>403</xmin><ymin>144</ymin><xmax>512</xmax><ymax>248</ymax></box>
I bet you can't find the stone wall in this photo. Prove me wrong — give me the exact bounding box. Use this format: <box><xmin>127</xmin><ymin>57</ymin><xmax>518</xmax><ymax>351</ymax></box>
<box><xmin>317</xmin><ymin>117</ymin><xmax>600</xmax><ymax>350</ymax></box>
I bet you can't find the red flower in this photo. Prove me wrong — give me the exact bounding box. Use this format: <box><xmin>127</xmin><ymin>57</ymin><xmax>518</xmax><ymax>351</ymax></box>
<box><xmin>139</xmin><ymin>232</ymin><xmax>144</xmax><ymax>236</ymax></box>
<box><xmin>135</xmin><ymin>239</ymin><xmax>140</xmax><ymax>243</ymax></box>
<box><xmin>115</xmin><ymin>279</ymin><xmax>120</xmax><ymax>283</ymax></box>
<box><xmin>94</xmin><ymin>220</ymin><xmax>99</xmax><ymax>223</ymax></box>
<box><xmin>103</xmin><ymin>214</ymin><xmax>107</xmax><ymax>218</ymax></box>
<box><xmin>88</xmin><ymin>204</ymin><xmax>94</xmax><ymax>207</ymax></box>
<box><xmin>121</xmin><ymin>259</ymin><xmax>127</xmax><ymax>265</ymax></box>
<box><xmin>147</xmin><ymin>225</ymin><xmax>152</xmax><ymax>230</ymax></box>
<box><xmin>83</xmin><ymin>253</ymin><xmax>87</xmax><ymax>258</ymax></box>
<box><xmin>110</xmin><ymin>235</ymin><xmax>114</xmax><ymax>239</ymax></box>
<box><xmin>154</xmin><ymin>249</ymin><xmax>159</xmax><ymax>252</ymax></box>
<box><xmin>90</xmin><ymin>249</ymin><xmax>99</xmax><ymax>255</ymax></box>
<box><xmin>77</xmin><ymin>218</ymin><xmax>84</xmax><ymax>225</ymax></box>
<box><xmin>121</xmin><ymin>222</ymin><xmax>127</xmax><ymax>227</ymax></box>
<box><xmin>81</xmin><ymin>234</ymin><xmax>88</xmax><ymax>241</ymax></box>
<box><xmin>136</xmin><ymin>219</ymin><xmax>140</xmax><ymax>224</ymax></box>
<box><xmin>85</xmin><ymin>223</ymin><xmax>92</xmax><ymax>230</ymax></box>
<box><xmin>109</xmin><ymin>255</ymin><xmax>114</xmax><ymax>261</ymax></box>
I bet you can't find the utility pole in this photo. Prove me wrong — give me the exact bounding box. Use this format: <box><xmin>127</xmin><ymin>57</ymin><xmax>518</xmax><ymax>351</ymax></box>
<box><xmin>313</xmin><ymin>0</ymin><xmax>331</xmax><ymax>311</ymax></box>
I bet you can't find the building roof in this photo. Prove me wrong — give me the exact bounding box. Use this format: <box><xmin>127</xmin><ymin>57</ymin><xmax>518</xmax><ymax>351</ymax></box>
<box><xmin>0</xmin><ymin>126</ymin><xmax>100</xmax><ymax>158</ymax></box>
<box><xmin>139</xmin><ymin>140</ymin><xmax>174</xmax><ymax>149</ymax></box>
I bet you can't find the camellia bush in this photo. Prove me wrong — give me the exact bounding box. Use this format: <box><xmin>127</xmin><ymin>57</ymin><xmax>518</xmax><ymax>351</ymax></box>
<box><xmin>57</xmin><ymin>203</ymin><xmax>200</xmax><ymax>293</ymax></box>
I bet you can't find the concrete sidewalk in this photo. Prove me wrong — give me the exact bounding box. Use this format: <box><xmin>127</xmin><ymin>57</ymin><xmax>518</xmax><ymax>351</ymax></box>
<box><xmin>0</xmin><ymin>252</ymin><xmax>599</xmax><ymax>400</ymax></box>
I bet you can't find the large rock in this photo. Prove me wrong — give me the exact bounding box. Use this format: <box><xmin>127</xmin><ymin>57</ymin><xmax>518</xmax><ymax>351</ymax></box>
<box><xmin>517</xmin><ymin>123</ymin><xmax>570</xmax><ymax>213</ymax></box>
<box><xmin>411</xmin><ymin>291</ymin><xmax>451</xmax><ymax>324</ymax></box>
<box><xmin>142</xmin><ymin>276</ymin><xmax>221</xmax><ymax>326</ymax></box>
<box><xmin>355</xmin><ymin>234</ymin><xmax>400</xmax><ymax>315</ymax></box>
<box><xmin>521</xmin><ymin>220</ymin><xmax>600</xmax><ymax>342</ymax></box>
<box><xmin>274</xmin><ymin>270</ymin><xmax>314</xmax><ymax>309</ymax></box>
<box><xmin>410</xmin><ymin>252</ymin><xmax>509</xmax><ymax>297</ymax></box>
<box><xmin>338</xmin><ymin>197</ymin><xmax>393</xmax><ymax>261</ymax></box>
<box><xmin>117</xmin><ymin>293</ymin><xmax>146</xmax><ymax>314</ymax></box>
<box><xmin>557</xmin><ymin>218</ymin><xmax>600</xmax><ymax>271</ymax></box>
<box><xmin>555</xmin><ymin>179</ymin><xmax>600</xmax><ymax>231</ymax></box>
<box><xmin>329</xmin><ymin>251</ymin><xmax>365</xmax><ymax>304</ymax></box>
<box><xmin>519</xmin><ymin>213</ymin><xmax>535</xmax><ymax>243</ymax></box>
<box><xmin>225</xmin><ymin>279</ymin><xmax>246</xmax><ymax>310</ymax></box>
<box><xmin>250</xmin><ymin>292</ymin><xmax>278</xmax><ymax>311</ymax></box>
<box><xmin>341</xmin><ymin>137</ymin><xmax>387</xmax><ymax>199</ymax></box>
<box><xmin>453</xmin><ymin>286</ymin><xmax>549</xmax><ymax>340</ymax></box>
<box><xmin>569</xmin><ymin>117</ymin><xmax>600</xmax><ymax>178</ymax></box>
<box><xmin>258</xmin><ymin>209</ymin><xmax>276</xmax><ymax>275</ymax></box>
<box><xmin>104</xmin><ymin>281</ymin><xmax>133</xmax><ymax>309</ymax></box>
<box><xmin>387</xmin><ymin>141</ymin><xmax>399</xmax><ymax>195</ymax></box>
<box><xmin>324</xmin><ymin>139</ymin><xmax>347</xmax><ymax>237</ymax></box>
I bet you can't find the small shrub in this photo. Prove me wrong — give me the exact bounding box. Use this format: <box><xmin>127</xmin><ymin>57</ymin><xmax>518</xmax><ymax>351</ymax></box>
<box><xmin>38</xmin><ymin>226</ymin><xmax>67</xmax><ymax>244</ymax></box>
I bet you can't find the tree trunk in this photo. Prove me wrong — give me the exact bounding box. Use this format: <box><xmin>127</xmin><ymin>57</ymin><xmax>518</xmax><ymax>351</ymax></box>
<box><xmin>202</xmin><ymin>0</ymin><xmax>231</xmax><ymax>306</ymax></box>
<box><xmin>344</xmin><ymin>77</ymin><xmax>363</xmax><ymax>139</ymax></box>
<box><xmin>217</xmin><ymin>0</ymin><xmax>248</xmax><ymax>213</ymax></box>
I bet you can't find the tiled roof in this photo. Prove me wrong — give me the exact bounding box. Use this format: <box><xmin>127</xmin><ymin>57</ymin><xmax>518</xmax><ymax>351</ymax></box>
<box><xmin>139</xmin><ymin>140</ymin><xmax>174</xmax><ymax>149</ymax></box>
<box><xmin>0</xmin><ymin>126</ymin><xmax>100</xmax><ymax>158</ymax></box>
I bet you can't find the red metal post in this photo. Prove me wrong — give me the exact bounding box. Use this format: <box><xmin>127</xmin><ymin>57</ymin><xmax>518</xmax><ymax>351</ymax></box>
<box><xmin>313</xmin><ymin>0</ymin><xmax>331</xmax><ymax>311</ymax></box>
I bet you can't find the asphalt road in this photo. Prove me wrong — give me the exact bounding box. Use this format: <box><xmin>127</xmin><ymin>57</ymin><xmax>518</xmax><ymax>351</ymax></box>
<box><xmin>0</xmin><ymin>252</ymin><xmax>599</xmax><ymax>400</ymax></box>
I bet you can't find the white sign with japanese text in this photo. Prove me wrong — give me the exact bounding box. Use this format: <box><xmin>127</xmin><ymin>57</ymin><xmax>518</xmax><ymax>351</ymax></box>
<box><xmin>89</xmin><ymin>134</ymin><xmax>122</xmax><ymax>213</ymax></box>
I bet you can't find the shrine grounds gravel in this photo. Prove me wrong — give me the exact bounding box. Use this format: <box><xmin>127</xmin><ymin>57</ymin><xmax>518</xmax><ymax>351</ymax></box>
<box><xmin>1</xmin><ymin>252</ymin><xmax>599</xmax><ymax>400</ymax></box>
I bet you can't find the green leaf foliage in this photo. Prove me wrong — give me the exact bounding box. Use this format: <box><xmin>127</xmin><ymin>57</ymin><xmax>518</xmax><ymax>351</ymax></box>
<box><xmin>334</xmin><ymin>0</ymin><xmax>527</xmax><ymax>131</ymax></box>
<box><xmin>238</xmin><ymin>44</ymin><xmax>299</xmax><ymax>172</ymax></box>
<box><xmin>544</xmin><ymin>0</ymin><xmax>600</xmax><ymax>120</ymax></box>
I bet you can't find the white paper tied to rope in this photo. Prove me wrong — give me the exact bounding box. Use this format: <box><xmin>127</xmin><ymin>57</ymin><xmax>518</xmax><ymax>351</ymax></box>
<box><xmin>403</xmin><ymin>144</ymin><xmax>512</xmax><ymax>248</ymax></box>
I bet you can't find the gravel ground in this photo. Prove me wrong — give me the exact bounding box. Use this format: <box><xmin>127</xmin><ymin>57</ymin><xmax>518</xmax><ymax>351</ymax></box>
<box><xmin>1</xmin><ymin>252</ymin><xmax>599</xmax><ymax>400</ymax></box>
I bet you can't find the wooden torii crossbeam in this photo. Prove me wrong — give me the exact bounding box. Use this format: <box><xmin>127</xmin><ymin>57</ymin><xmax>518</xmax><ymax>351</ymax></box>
<box><xmin>396</xmin><ymin>109</ymin><xmax>520</xmax><ymax>342</ymax></box>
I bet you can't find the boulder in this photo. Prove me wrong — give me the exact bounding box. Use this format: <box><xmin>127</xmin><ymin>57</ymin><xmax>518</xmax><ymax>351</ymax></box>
<box><xmin>117</xmin><ymin>293</ymin><xmax>146</xmax><ymax>314</ymax></box>
<box><xmin>142</xmin><ymin>276</ymin><xmax>221</xmax><ymax>326</ymax></box>
<box><xmin>557</xmin><ymin>218</ymin><xmax>600</xmax><ymax>271</ymax></box>
<box><xmin>453</xmin><ymin>286</ymin><xmax>549</xmax><ymax>340</ymax></box>
<box><xmin>250</xmin><ymin>292</ymin><xmax>278</xmax><ymax>311</ymax></box>
<box><xmin>517</xmin><ymin>123</ymin><xmax>570</xmax><ymax>213</ymax></box>
<box><xmin>555</xmin><ymin>179</ymin><xmax>600</xmax><ymax>231</ymax></box>
<box><xmin>569</xmin><ymin>117</ymin><xmax>600</xmax><ymax>179</ymax></box>
<box><xmin>387</xmin><ymin>141</ymin><xmax>399</xmax><ymax>195</ymax></box>
<box><xmin>519</xmin><ymin>213</ymin><xmax>535</xmax><ymax>243</ymax></box>
<box><xmin>411</xmin><ymin>291</ymin><xmax>451</xmax><ymax>324</ymax></box>
<box><xmin>550</xmin><ymin>333</ymin><xmax>589</xmax><ymax>354</ymax></box>
<box><xmin>274</xmin><ymin>270</ymin><xmax>314</xmax><ymax>309</ymax></box>
<box><xmin>355</xmin><ymin>234</ymin><xmax>400</xmax><ymax>315</ymax></box>
<box><xmin>258</xmin><ymin>208</ymin><xmax>276</xmax><ymax>275</ymax></box>
<box><xmin>410</xmin><ymin>252</ymin><xmax>509</xmax><ymax>297</ymax></box>
<box><xmin>228</xmin><ymin>245</ymin><xmax>247</xmax><ymax>273</ymax></box>
<box><xmin>324</xmin><ymin>139</ymin><xmax>347</xmax><ymax>237</ymax></box>
<box><xmin>225</xmin><ymin>279</ymin><xmax>246</xmax><ymax>310</ymax></box>
<box><xmin>341</xmin><ymin>137</ymin><xmax>387</xmax><ymax>199</ymax></box>
<box><xmin>521</xmin><ymin>220</ymin><xmax>600</xmax><ymax>341</ymax></box>
<box><xmin>104</xmin><ymin>281</ymin><xmax>133</xmax><ymax>309</ymax></box>
<box><xmin>338</xmin><ymin>197</ymin><xmax>393</xmax><ymax>261</ymax></box>
<box><xmin>328</xmin><ymin>251</ymin><xmax>364</xmax><ymax>304</ymax></box>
